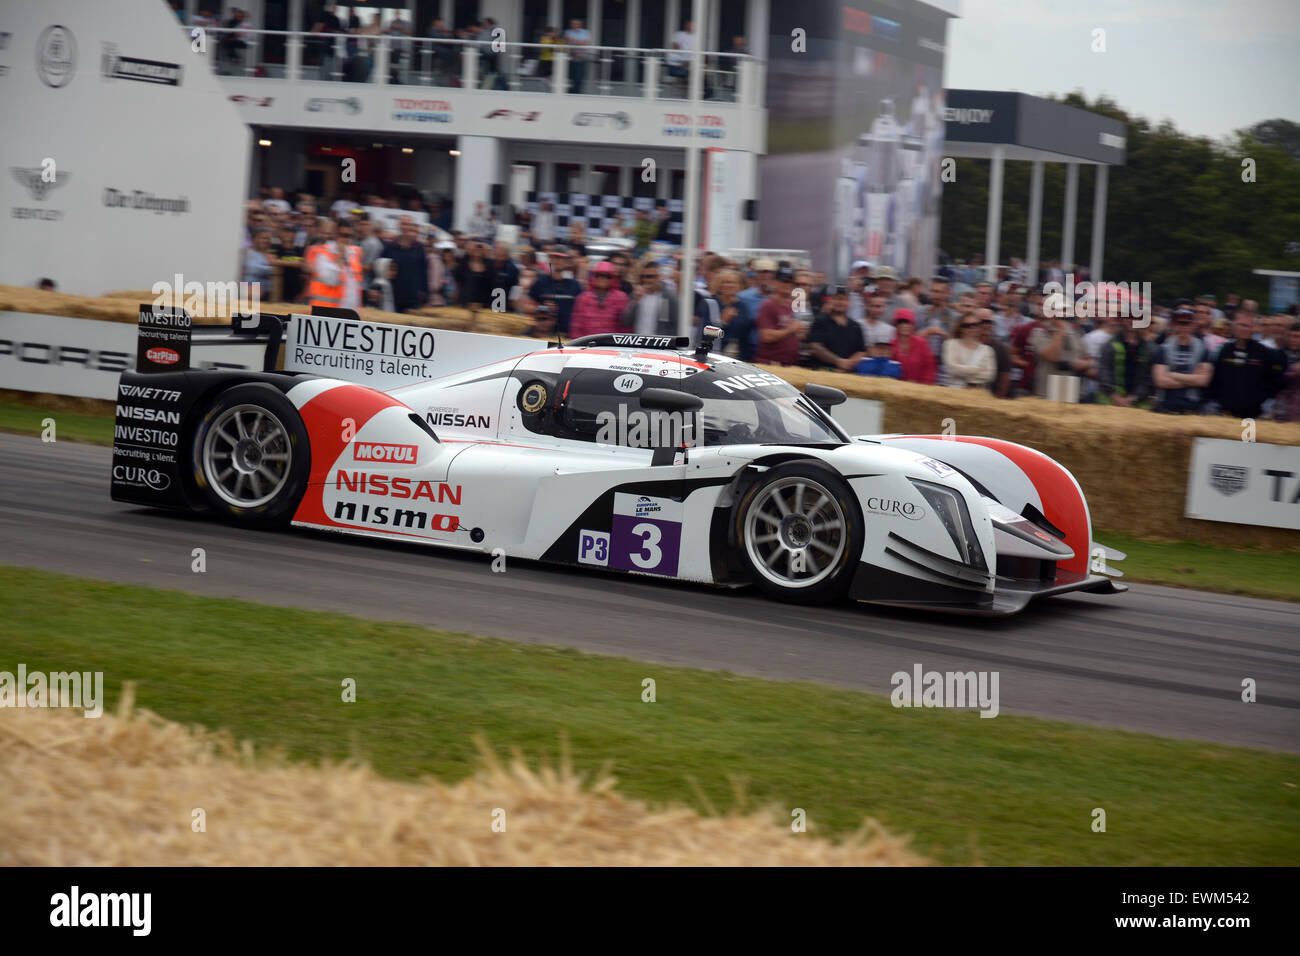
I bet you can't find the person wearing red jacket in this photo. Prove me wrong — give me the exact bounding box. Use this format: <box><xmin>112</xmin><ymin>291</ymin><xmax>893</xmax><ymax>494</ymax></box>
<box><xmin>891</xmin><ymin>308</ymin><xmax>936</xmax><ymax>384</ymax></box>
<box><xmin>569</xmin><ymin>261</ymin><xmax>631</xmax><ymax>338</ymax></box>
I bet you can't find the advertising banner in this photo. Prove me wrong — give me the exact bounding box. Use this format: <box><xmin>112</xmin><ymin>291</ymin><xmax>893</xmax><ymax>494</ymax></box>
<box><xmin>283</xmin><ymin>313</ymin><xmax>536</xmax><ymax>391</ymax></box>
<box><xmin>0</xmin><ymin>312</ymin><xmax>259</xmax><ymax>399</ymax></box>
<box><xmin>1185</xmin><ymin>437</ymin><xmax>1300</xmax><ymax>531</ymax></box>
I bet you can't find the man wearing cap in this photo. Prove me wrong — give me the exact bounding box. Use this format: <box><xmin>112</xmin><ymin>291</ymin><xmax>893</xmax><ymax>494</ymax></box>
<box><xmin>872</xmin><ymin>266</ymin><xmax>903</xmax><ymax>322</ymax></box>
<box><xmin>1152</xmin><ymin>307</ymin><xmax>1213</xmax><ymax>413</ymax></box>
<box><xmin>807</xmin><ymin>286</ymin><xmax>867</xmax><ymax>372</ymax></box>
<box><xmin>569</xmin><ymin>261</ymin><xmax>631</xmax><ymax>338</ymax></box>
<box><xmin>755</xmin><ymin>266</ymin><xmax>806</xmax><ymax>366</ymax></box>
<box><xmin>621</xmin><ymin>263</ymin><xmax>679</xmax><ymax>337</ymax></box>
<box><xmin>528</xmin><ymin>247</ymin><xmax>584</xmax><ymax>335</ymax></box>
<box><xmin>740</xmin><ymin>258</ymin><xmax>776</xmax><ymax>314</ymax></box>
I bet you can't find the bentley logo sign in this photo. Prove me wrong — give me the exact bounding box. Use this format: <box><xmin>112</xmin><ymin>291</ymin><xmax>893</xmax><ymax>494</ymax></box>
<box><xmin>11</xmin><ymin>167</ymin><xmax>71</xmax><ymax>201</ymax></box>
<box><xmin>1209</xmin><ymin>464</ymin><xmax>1247</xmax><ymax>496</ymax></box>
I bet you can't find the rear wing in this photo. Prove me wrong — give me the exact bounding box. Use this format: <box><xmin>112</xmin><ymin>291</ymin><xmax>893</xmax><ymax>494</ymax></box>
<box><xmin>135</xmin><ymin>304</ymin><xmax>289</xmax><ymax>374</ymax></box>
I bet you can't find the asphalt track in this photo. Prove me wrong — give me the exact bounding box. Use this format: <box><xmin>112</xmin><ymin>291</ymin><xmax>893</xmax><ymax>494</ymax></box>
<box><xmin>2</xmin><ymin>433</ymin><xmax>1297</xmax><ymax>752</ymax></box>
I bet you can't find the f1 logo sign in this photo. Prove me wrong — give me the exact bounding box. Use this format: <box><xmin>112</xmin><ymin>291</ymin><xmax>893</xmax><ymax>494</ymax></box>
<box><xmin>578</xmin><ymin>530</ymin><xmax>609</xmax><ymax>566</ymax></box>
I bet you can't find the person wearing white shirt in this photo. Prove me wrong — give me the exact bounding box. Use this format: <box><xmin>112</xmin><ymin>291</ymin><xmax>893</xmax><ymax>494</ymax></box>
<box><xmin>531</xmin><ymin>200</ymin><xmax>557</xmax><ymax>246</ymax></box>
<box><xmin>666</xmin><ymin>20</ymin><xmax>694</xmax><ymax>87</ymax></box>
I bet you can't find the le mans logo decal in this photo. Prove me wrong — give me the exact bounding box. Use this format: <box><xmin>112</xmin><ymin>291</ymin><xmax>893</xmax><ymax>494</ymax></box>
<box><xmin>1209</xmin><ymin>464</ymin><xmax>1247</xmax><ymax>496</ymax></box>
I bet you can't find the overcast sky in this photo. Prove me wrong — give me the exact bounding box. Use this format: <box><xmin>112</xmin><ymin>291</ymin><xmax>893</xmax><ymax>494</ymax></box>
<box><xmin>944</xmin><ymin>0</ymin><xmax>1300</xmax><ymax>140</ymax></box>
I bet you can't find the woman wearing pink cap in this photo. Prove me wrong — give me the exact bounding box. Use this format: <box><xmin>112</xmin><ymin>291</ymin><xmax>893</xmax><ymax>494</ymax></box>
<box><xmin>891</xmin><ymin>308</ymin><xmax>936</xmax><ymax>384</ymax></box>
<box><xmin>568</xmin><ymin>261</ymin><xmax>631</xmax><ymax>338</ymax></box>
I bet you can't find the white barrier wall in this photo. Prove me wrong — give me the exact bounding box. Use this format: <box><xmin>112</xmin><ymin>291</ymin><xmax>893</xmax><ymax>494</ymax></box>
<box><xmin>0</xmin><ymin>0</ymin><xmax>250</xmax><ymax>297</ymax></box>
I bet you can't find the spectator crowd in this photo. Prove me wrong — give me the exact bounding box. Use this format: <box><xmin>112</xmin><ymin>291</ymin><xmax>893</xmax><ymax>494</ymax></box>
<box><xmin>238</xmin><ymin>185</ymin><xmax>1300</xmax><ymax>424</ymax></box>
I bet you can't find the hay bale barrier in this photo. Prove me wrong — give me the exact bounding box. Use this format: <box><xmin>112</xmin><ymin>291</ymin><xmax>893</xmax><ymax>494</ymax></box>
<box><xmin>4</xmin><ymin>283</ymin><xmax>1296</xmax><ymax>550</ymax></box>
<box><xmin>774</xmin><ymin>366</ymin><xmax>1300</xmax><ymax>551</ymax></box>
<box><xmin>0</xmin><ymin>695</ymin><xmax>924</xmax><ymax>866</ymax></box>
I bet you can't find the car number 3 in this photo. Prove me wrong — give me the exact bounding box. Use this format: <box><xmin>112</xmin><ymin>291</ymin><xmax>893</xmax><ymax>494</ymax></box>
<box><xmin>628</xmin><ymin>522</ymin><xmax>662</xmax><ymax>569</ymax></box>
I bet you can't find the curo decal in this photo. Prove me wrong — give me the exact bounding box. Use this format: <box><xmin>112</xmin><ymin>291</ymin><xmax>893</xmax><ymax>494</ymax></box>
<box><xmin>112</xmin><ymin>465</ymin><xmax>171</xmax><ymax>491</ymax></box>
<box><xmin>863</xmin><ymin>497</ymin><xmax>926</xmax><ymax>520</ymax></box>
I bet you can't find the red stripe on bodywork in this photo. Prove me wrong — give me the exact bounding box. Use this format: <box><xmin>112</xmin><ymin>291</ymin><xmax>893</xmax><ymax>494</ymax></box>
<box><xmin>634</xmin><ymin>353</ymin><xmax>710</xmax><ymax>369</ymax></box>
<box><xmin>894</xmin><ymin>435</ymin><xmax>1090</xmax><ymax>574</ymax></box>
<box><xmin>292</xmin><ymin>384</ymin><xmax>409</xmax><ymax>527</ymax></box>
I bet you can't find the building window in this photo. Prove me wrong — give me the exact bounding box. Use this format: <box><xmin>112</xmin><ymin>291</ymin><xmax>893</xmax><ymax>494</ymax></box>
<box><xmin>453</xmin><ymin>0</ymin><xmax>480</xmax><ymax>31</ymax></box>
<box><xmin>522</xmin><ymin>0</ymin><xmax>549</xmax><ymax>44</ymax></box>
<box><xmin>554</xmin><ymin>163</ymin><xmax>583</xmax><ymax>194</ymax></box>
<box><xmin>719</xmin><ymin>0</ymin><xmax>747</xmax><ymax>54</ymax></box>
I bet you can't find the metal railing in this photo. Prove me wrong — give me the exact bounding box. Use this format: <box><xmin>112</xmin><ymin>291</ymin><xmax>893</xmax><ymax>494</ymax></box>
<box><xmin>191</xmin><ymin>27</ymin><xmax>756</xmax><ymax>104</ymax></box>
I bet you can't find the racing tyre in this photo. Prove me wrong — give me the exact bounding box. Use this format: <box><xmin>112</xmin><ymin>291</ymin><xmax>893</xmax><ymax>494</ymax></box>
<box><xmin>191</xmin><ymin>383</ymin><xmax>310</xmax><ymax>528</ymax></box>
<box><xmin>734</xmin><ymin>461</ymin><xmax>864</xmax><ymax>605</ymax></box>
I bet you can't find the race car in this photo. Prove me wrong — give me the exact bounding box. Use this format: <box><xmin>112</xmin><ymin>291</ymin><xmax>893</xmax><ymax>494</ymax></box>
<box><xmin>109</xmin><ymin>307</ymin><xmax>1126</xmax><ymax>616</ymax></box>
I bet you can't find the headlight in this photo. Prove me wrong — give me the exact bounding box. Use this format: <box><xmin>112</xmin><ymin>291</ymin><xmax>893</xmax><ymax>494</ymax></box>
<box><xmin>910</xmin><ymin>479</ymin><xmax>987</xmax><ymax>571</ymax></box>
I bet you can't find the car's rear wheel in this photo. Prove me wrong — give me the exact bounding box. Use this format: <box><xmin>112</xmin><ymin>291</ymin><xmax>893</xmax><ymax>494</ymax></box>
<box><xmin>192</xmin><ymin>383</ymin><xmax>309</xmax><ymax>528</ymax></box>
<box><xmin>734</xmin><ymin>461</ymin><xmax>864</xmax><ymax>604</ymax></box>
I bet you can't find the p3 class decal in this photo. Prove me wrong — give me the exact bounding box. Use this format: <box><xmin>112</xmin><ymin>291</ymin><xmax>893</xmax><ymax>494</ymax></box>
<box><xmin>519</xmin><ymin>381</ymin><xmax>548</xmax><ymax>413</ymax></box>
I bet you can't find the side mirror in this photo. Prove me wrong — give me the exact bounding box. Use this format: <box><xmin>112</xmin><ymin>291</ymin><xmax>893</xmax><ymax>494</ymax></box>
<box><xmin>639</xmin><ymin>387</ymin><xmax>703</xmax><ymax>414</ymax></box>
<box><xmin>638</xmin><ymin>388</ymin><xmax>703</xmax><ymax>459</ymax></box>
<box><xmin>805</xmin><ymin>383</ymin><xmax>846</xmax><ymax>410</ymax></box>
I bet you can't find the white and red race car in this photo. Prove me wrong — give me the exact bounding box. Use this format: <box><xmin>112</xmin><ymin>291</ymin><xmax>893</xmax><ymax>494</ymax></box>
<box><xmin>110</xmin><ymin>308</ymin><xmax>1126</xmax><ymax>615</ymax></box>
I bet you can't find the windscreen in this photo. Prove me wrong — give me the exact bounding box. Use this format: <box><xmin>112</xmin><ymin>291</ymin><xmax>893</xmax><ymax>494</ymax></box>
<box><xmin>680</xmin><ymin>366</ymin><xmax>847</xmax><ymax>447</ymax></box>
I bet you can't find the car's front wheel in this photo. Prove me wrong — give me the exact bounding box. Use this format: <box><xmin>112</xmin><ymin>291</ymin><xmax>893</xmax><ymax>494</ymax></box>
<box><xmin>734</xmin><ymin>461</ymin><xmax>864</xmax><ymax>604</ymax></box>
<box><xmin>191</xmin><ymin>383</ymin><xmax>310</xmax><ymax>528</ymax></box>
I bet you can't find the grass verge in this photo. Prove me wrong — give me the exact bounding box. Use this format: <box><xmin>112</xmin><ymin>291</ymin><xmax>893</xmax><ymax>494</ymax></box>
<box><xmin>1</xmin><ymin>566</ymin><xmax>1295</xmax><ymax>865</ymax></box>
<box><xmin>1093</xmin><ymin>528</ymin><xmax>1300</xmax><ymax>602</ymax></box>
